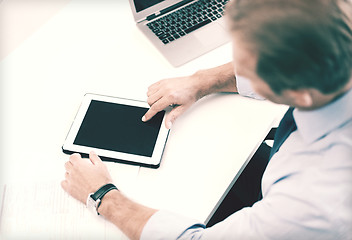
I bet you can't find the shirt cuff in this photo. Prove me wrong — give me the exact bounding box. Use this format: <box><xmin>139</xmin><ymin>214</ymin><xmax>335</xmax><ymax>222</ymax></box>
<box><xmin>140</xmin><ymin>210</ymin><xmax>205</xmax><ymax>240</ymax></box>
<box><xmin>236</xmin><ymin>75</ymin><xmax>265</xmax><ymax>100</ymax></box>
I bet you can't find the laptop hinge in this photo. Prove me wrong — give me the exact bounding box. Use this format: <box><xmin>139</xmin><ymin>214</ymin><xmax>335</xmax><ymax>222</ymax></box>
<box><xmin>145</xmin><ymin>0</ymin><xmax>194</xmax><ymax>21</ymax></box>
<box><xmin>146</xmin><ymin>11</ymin><xmax>161</xmax><ymax>21</ymax></box>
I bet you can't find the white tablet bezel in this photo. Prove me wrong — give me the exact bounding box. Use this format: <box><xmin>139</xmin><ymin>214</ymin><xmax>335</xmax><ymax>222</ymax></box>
<box><xmin>62</xmin><ymin>93</ymin><xmax>169</xmax><ymax>168</ymax></box>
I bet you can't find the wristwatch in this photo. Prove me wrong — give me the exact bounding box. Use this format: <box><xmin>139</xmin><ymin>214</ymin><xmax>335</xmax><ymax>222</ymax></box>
<box><xmin>86</xmin><ymin>183</ymin><xmax>118</xmax><ymax>215</ymax></box>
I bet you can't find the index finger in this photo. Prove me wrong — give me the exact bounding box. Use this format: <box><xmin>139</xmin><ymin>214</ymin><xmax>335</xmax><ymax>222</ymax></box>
<box><xmin>142</xmin><ymin>97</ymin><xmax>170</xmax><ymax>122</ymax></box>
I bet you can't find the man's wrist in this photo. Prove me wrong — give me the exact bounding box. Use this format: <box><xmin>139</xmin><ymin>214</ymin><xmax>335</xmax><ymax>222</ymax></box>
<box><xmin>96</xmin><ymin>188</ymin><xmax>121</xmax><ymax>218</ymax></box>
<box><xmin>86</xmin><ymin>183</ymin><xmax>118</xmax><ymax>215</ymax></box>
<box><xmin>194</xmin><ymin>62</ymin><xmax>237</xmax><ymax>98</ymax></box>
<box><xmin>93</xmin><ymin>188</ymin><xmax>158</xmax><ymax>240</ymax></box>
<box><xmin>192</xmin><ymin>70</ymin><xmax>210</xmax><ymax>100</ymax></box>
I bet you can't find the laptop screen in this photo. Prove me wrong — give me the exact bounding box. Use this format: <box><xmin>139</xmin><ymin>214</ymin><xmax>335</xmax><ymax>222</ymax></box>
<box><xmin>134</xmin><ymin>0</ymin><xmax>166</xmax><ymax>12</ymax></box>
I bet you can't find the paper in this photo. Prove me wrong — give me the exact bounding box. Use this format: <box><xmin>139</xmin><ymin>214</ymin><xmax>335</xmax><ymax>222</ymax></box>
<box><xmin>0</xmin><ymin>182</ymin><xmax>128</xmax><ymax>240</ymax></box>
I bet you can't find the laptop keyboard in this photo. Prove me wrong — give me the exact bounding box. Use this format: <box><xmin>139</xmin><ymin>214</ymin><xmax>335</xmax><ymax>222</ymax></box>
<box><xmin>147</xmin><ymin>0</ymin><xmax>230</xmax><ymax>45</ymax></box>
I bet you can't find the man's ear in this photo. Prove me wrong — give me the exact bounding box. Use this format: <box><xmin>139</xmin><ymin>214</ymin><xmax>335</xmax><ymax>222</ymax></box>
<box><xmin>287</xmin><ymin>89</ymin><xmax>313</xmax><ymax>108</ymax></box>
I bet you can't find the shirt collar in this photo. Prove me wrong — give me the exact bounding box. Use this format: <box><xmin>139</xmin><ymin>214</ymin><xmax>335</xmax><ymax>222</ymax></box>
<box><xmin>293</xmin><ymin>87</ymin><xmax>352</xmax><ymax>144</ymax></box>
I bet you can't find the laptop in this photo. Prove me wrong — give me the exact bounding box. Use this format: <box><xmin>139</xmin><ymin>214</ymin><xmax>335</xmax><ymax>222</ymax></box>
<box><xmin>129</xmin><ymin>0</ymin><xmax>231</xmax><ymax>67</ymax></box>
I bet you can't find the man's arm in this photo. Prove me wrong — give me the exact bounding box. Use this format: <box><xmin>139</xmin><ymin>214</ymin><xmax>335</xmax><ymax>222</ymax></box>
<box><xmin>97</xmin><ymin>189</ymin><xmax>157</xmax><ymax>240</ymax></box>
<box><xmin>194</xmin><ymin>61</ymin><xmax>238</xmax><ymax>96</ymax></box>
<box><xmin>61</xmin><ymin>152</ymin><xmax>156</xmax><ymax>240</ymax></box>
<box><xmin>142</xmin><ymin>62</ymin><xmax>237</xmax><ymax>129</ymax></box>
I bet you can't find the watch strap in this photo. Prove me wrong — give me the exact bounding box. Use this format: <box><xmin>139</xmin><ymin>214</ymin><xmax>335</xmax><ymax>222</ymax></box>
<box><xmin>91</xmin><ymin>183</ymin><xmax>118</xmax><ymax>201</ymax></box>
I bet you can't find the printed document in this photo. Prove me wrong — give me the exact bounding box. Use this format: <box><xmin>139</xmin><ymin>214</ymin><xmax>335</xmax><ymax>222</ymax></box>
<box><xmin>0</xmin><ymin>182</ymin><xmax>128</xmax><ymax>239</ymax></box>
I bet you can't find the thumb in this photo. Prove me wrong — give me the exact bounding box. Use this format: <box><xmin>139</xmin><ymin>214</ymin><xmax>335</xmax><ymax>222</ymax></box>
<box><xmin>89</xmin><ymin>151</ymin><xmax>102</xmax><ymax>165</ymax></box>
<box><xmin>166</xmin><ymin>105</ymin><xmax>187</xmax><ymax>129</ymax></box>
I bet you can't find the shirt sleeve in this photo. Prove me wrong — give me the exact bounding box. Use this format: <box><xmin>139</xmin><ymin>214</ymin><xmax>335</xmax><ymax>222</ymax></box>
<box><xmin>140</xmin><ymin>202</ymin><xmax>285</xmax><ymax>240</ymax></box>
<box><xmin>140</xmin><ymin>210</ymin><xmax>205</xmax><ymax>240</ymax></box>
<box><xmin>140</xmin><ymin>203</ymin><xmax>280</xmax><ymax>240</ymax></box>
<box><xmin>236</xmin><ymin>75</ymin><xmax>265</xmax><ymax>100</ymax></box>
<box><xmin>140</xmin><ymin>166</ymin><xmax>351</xmax><ymax>240</ymax></box>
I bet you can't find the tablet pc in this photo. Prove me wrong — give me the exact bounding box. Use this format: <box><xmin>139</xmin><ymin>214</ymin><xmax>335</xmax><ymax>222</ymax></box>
<box><xmin>62</xmin><ymin>94</ymin><xmax>169</xmax><ymax>168</ymax></box>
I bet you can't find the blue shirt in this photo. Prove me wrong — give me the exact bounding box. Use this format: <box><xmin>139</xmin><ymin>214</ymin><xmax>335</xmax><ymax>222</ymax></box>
<box><xmin>141</xmin><ymin>83</ymin><xmax>352</xmax><ymax>239</ymax></box>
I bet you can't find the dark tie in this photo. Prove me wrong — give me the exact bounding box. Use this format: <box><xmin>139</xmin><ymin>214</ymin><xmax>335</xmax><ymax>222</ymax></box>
<box><xmin>257</xmin><ymin>107</ymin><xmax>297</xmax><ymax>201</ymax></box>
<box><xmin>269</xmin><ymin>107</ymin><xmax>297</xmax><ymax>159</ymax></box>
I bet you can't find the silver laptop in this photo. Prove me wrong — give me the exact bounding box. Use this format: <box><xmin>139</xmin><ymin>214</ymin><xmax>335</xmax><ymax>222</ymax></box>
<box><xmin>129</xmin><ymin>0</ymin><xmax>231</xmax><ymax>67</ymax></box>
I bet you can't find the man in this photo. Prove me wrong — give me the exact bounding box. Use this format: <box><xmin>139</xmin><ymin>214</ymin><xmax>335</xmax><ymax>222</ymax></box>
<box><xmin>62</xmin><ymin>0</ymin><xmax>352</xmax><ymax>239</ymax></box>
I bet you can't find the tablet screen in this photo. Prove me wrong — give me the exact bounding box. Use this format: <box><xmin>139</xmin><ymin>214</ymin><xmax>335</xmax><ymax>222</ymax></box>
<box><xmin>73</xmin><ymin>100</ymin><xmax>165</xmax><ymax>157</ymax></box>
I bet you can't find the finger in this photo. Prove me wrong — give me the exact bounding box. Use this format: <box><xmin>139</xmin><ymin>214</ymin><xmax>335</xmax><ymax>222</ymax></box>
<box><xmin>61</xmin><ymin>180</ymin><xmax>68</xmax><ymax>192</ymax></box>
<box><xmin>64</xmin><ymin>171</ymin><xmax>69</xmax><ymax>179</ymax></box>
<box><xmin>147</xmin><ymin>85</ymin><xmax>160</xmax><ymax>97</ymax></box>
<box><xmin>147</xmin><ymin>81</ymin><xmax>162</xmax><ymax>96</ymax></box>
<box><xmin>69</xmin><ymin>153</ymin><xmax>81</xmax><ymax>163</ymax></box>
<box><xmin>147</xmin><ymin>90</ymin><xmax>163</xmax><ymax>107</ymax></box>
<box><xmin>64</xmin><ymin>161</ymin><xmax>73</xmax><ymax>171</ymax></box>
<box><xmin>142</xmin><ymin>97</ymin><xmax>170</xmax><ymax>122</ymax></box>
<box><xmin>89</xmin><ymin>151</ymin><xmax>102</xmax><ymax>165</ymax></box>
<box><xmin>165</xmin><ymin>105</ymin><xmax>187</xmax><ymax>129</ymax></box>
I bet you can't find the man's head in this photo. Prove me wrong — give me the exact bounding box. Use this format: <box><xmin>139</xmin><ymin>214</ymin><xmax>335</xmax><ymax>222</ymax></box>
<box><xmin>227</xmin><ymin>0</ymin><xmax>352</xmax><ymax>108</ymax></box>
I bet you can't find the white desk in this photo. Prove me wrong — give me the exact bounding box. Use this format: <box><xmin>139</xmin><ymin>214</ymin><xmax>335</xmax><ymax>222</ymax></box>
<box><xmin>0</xmin><ymin>1</ymin><xmax>287</xmax><ymax>239</ymax></box>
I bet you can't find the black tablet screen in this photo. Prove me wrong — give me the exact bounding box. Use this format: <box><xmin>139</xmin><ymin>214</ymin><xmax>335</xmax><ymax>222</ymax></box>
<box><xmin>73</xmin><ymin>100</ymin><xmax>164</xmax><ymax>157</ymax></box>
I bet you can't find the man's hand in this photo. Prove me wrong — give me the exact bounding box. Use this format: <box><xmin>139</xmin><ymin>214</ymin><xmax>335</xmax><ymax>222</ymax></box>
<box><xmin>142</xmin><ymin>62</ymin><xmax>237</xmax><ymax>129</ymax></box>
<box><xmin>61</xmin><ymin>152</ymin><xmax>113</xmax><ymax>204</ymax></box>
<box><xmin>142</xmin><ymin>74</ymin><xmax>202</xmax><ymax>129</ymax></box>
<box><xmin>62</xmin><ymin>152</ymin><xmax>157</xmax><ymax>240</ymax></box>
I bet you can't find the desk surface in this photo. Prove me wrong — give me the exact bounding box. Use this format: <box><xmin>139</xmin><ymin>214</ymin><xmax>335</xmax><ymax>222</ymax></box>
<box><xmin>0</xmin><ymin>0</ymin><xmax>286</xmax><ymax>238</ymax></box>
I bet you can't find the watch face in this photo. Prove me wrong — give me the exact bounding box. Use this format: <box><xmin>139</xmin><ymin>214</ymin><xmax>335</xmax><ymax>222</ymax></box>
<box><xmin>86</xmin><ymin>194</ymin><xmax>98</xmax><ymax>214</ymax></box>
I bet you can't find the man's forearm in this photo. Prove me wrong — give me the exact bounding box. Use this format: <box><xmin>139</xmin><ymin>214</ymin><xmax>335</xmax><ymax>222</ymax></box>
<box><xmin>98</xmin><ymin>190</ymin><xmax>157</xmax><ymax>240</ymax></box>
<box><xmin>194</xmin><ymin>61</ymin><xmax>238</xmax><ymax>99</ymax></box>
